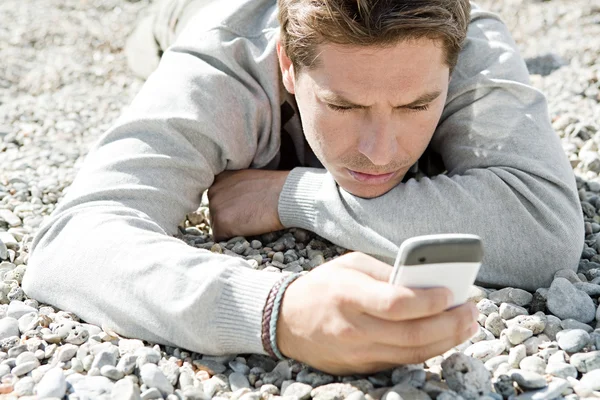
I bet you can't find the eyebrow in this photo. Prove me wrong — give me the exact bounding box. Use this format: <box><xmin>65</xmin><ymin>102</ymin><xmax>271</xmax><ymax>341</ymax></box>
<box><xmin>319</xmin><ymin>90</ymin><xmax>443</xmax><ymax>109</ymax></box>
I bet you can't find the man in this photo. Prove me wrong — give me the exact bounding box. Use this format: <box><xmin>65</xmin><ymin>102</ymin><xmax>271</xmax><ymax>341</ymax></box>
<box><xmin>22</xmin><ymin>0</ymin><xmax>583</xmax><ymax>376</ymax></box>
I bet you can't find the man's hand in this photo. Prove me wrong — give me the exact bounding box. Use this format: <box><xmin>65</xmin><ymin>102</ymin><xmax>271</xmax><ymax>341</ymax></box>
<box><xmin>207</xmin><ymin>169</ymin><xmax>290</xmax><ymax>241</ymax></box>
<box><xmin>277</xmin><ymin>252</ymin><xmax>479</xmax><ymax>376</ymax></box>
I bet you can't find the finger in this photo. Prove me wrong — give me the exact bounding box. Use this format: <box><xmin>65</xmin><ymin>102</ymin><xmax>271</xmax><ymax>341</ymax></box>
<box><xmin>362</xmin><ymin>321</ymin><xmax>478</xmax><ymax>366</ymax></box>
<box><xmin>356</xmin><ymin>302</ymin><xmax>478</xmax><ymax>347</ymax></box>
<box><xmin>337</xmin><ymin>252</ymin><xmax>395</xmax><ymax>282</ymax></box>
<box><xmin>349</xmin><ymin>277</ymin><xmax>453</xmax><ymax>321</ymax></box>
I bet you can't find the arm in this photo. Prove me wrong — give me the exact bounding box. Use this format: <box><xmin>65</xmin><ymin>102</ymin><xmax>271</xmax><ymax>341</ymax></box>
<box><xmin>277</xmin><ymin>8</ymin><xmax>584</xmax><ymax>291</ymax></box>
<box><xmin>22</xmin><ymin>26</ymin><xmax>285</xmax><ymax>355</ymax></box>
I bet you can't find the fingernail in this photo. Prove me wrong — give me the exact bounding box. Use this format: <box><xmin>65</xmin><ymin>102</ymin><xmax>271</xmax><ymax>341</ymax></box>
<box><xmin>446</xmin><ymin>292</ymin><xmax>454</xmax><ymax>308</ymax></box>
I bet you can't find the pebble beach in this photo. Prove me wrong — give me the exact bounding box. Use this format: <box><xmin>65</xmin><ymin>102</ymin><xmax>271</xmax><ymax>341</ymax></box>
<box><xmin>2</xmin><ymin>0</ymin><xmax>600</xmax><ymax>399</ymax></box>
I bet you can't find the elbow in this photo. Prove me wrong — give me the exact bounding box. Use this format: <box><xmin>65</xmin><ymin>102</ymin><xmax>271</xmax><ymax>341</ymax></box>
<box><xmin>477</xmin><ymin>181</ymin><xmax>584</xmax><ymax>292</ymax></box>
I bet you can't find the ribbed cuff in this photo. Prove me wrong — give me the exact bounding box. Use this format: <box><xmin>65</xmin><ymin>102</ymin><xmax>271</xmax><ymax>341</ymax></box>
<box><xmin>213</xmin><ymin>266</ymin><xmax>285</xmax><ymax>356</ymax></box>
<box><xmin>278</xmin><ymin>167</ymin><xmax>327</xmax><ymax>230</ymax></box>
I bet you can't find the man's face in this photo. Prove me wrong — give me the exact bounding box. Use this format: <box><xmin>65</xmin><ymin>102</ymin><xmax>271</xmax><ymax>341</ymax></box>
<box><xmin>277</xmin><ymin>39</ymin><xmax>450</xmax><ymax>198</ymax></box>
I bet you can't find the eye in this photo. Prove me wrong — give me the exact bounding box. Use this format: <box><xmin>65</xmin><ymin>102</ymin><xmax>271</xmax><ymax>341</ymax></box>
<box><xmin>407</xmin><ymin>104</ymin><xmax>430</xmax><ymax>112</ymax></box>
<box><xmin>327</xmin><ymin>104</ymin><xmax>354</xmax><ymax>113</ymax></box>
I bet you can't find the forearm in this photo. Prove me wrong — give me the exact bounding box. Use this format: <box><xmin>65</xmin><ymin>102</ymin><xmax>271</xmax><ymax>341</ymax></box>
<box><xmin>23</xmin><ymin>202</ymin><xmax>282</xmax><ymax>355</ymax></box>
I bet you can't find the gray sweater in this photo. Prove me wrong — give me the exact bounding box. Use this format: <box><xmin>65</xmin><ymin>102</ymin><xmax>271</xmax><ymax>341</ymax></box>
<box><xmin>22</xmin><ymin>1</ymin><xmax>584</xmax><ymax>357</ymax></box>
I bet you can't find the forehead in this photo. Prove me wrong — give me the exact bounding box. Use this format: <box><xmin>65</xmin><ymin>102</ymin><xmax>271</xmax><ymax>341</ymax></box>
<box><xmin>305</xmin><ymin>39</ymin><xmax>448</xmax><ymax>95</ymax></box>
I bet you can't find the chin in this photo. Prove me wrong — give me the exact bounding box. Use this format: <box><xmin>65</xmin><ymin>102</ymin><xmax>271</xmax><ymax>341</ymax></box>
<box><xmin>339</xmin><ymin>182</ymin><xmax>398</xmax><ymax>199</ymax></box>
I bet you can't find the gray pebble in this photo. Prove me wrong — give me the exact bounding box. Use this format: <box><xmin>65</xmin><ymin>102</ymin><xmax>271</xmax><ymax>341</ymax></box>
<box><xmin>554</xmin><ymin>269</ymin><xmax>582</xmax><ymax>283</ymax></box>
<box><xmin>140</xmin><ymin>363</ymin><xmax>174</xmax><ymax>397</ymax></box>
<box><xmin>509</xmin><ymin>377</ymin><xmax>569</xmax><ymax>400</ymax></box>
<box><xmin>510</xmin><ymin>369</ymin><xmax>547</xmax><ymax>390</ymax></box>
<box><xmin>477</xmin><ymin>299</ymin><xmax>499</xmax><ymax>316</ymax></box>
<box><xmin>499</xmin><ymin>303</ymin><xmax>528</xmax><ymax>320</ymax></box>
<box><xmin>484</xmin><ymin>313</ymin><xmax>506</xmax><ymax>338</ymax></box>
<box><xmin>542</xmin><ymin>315</ymin><xmax>563</xmax><ymax>341</ymax></box>
<box><xmin>229</xmin><ymin>372</ymin><xmax>250</xmax><ymax>391</ymax></box>
<box><xmin>573</xmin><ymin>281</ymin><xmax>600</xmax><ymax>296</ymax></box>
<box><xmin>441</xmin><ymin>353</ymin><xmax>492</xmax><ymax>399</ymax></box>
<box><xmin>560</xmin><ymin>318</ymin><xmax>594</xmax><ymax>333</ymax></box>
<box><xmin>569</xmin><ymin>350</ymin><xmax>600</xmax><ymax>373</ymax></box>
<box><xmin>557</xmin><ymin>329</ymin><xmax>591</xmax><ymax>352</ymax></box>
<box><xmin>547</xmin><ymin>278</ymin><xmax>596</xmax><ymax>323</ymax></box>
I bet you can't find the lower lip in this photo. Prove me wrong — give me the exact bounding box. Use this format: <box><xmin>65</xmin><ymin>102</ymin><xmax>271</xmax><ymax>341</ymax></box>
<box><xmin>347</xmin><ymin>169</ymin><xmax>397</xmax><ymax>184</ymax></box>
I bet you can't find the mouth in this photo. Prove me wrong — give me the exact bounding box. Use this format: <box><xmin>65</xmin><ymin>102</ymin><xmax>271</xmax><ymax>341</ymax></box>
<box><xmin>346</xmin><ymin>168</ymin><xmax>399</xmax><ymax>185</ymax></box>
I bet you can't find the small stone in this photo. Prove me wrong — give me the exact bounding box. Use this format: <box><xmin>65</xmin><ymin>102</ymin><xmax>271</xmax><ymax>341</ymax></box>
<box><xmin>282</xmin><ymin>382</ymin><xmax>312</xmax><ymax>400</ymax></box>
<box><xmin>468</xmin><ymin>286</ymin><xmax>488</xmax><ymax>302</ymax></box>
<box><xmin>580</xmin><ymin>369</ymin><xmax>600</xmax><ymax>390</ymax></box>
<box><xmin>464</xmin><ymin>340</ymin><xmax>505</xmax><ymax>362</ymax></box>
<box><xmin>229</xmin><ymin>372</ymin><xmax>250</xmax><ymax>392</ymax></box>
<box><xmin>509</xmin><ymin>378</ymin><xmax>569</xmax><ymax>400</ymax></box>
<box><xmin>310</xmin><ymin>383</ymin><xmax>360</xmax><ymax>400</ymax></box>
<box><xmin>542</xmin><ymin>315</ymin><xmax>563</xmax><ymax>341</ymax></box>
<box><xmin>0</xmin><ymin>318</ymin><xmax>19</xmax><ymax>340</ymax></box>
<box><xmin>140</xmin><ymin>363</ymin><xmax>174</xmax><ymax>397</ymax></box>
<box><xmin>141</xmin><ymin>387</ymin><xmax>163</xmax><ymax>399</ymax></box>
<box><xmin>545</xmin><ymin>362</ymin><xmax>578</xmax><ymax>379</ymax></box>
<box><xmin>510</xmin><ymin>369</ymin><xmax>547</xmax><ymax>390</ymax></box>
<box><xmin>13</xmin><ymin>376</ymin><xmax>34</xmax><ymax>396</ymax></box>
<box><xmin>554</xmin><ymin>269</ymin><xmax>582</xmax><ymax>284</ymax></box>
<box><xmin>547</xmin><ymin>278</ymin><xmax>596</xmax><ymax>323</ymax></box>
<box><xmin>499</xmin><ymin>303</ymin><xmax>528</xmax><ymax>320</ymax></box>
<box><xmin>573</xmin><ymin>282</ymin><xmax>600</xmax><ymax>296</ymax></box>
<box><xmin>493</xmin><ymin>375</ymin><xmax>516</xmax><ymax>399</ymax></box>
<box><xmin>36</xmin><ymin>367</ymin><xmax>67</xmax><ymax>398</ymax></box>
<box><xmin>477</xmin><ymin>299</ymin><xmax>499</xmax><ymax>316</ymax></box>
<box><xmin>508</xmin><ymin>345</ymin><xmax>527</xmax><ymax>368</ymax></box>
<box><xmin>484</xmin><ymin>313</ymin><xmax>506</xmax><ymax>338</ymax></box>
<box><xmin>569</xmin><ymin>351</ymin><xmax>600</xmax><ymax>373</ymax></box>
<box><xmin>102</xmin><ymin>365</ymin><xmax>125</xmax><ymax>380</ymax></box>
<box><xmin>557</xmin><ymin>329</ymin><xmax>591</xmax><ymax>353</ymax></box>
<box><xmin>560</xmin><ymin>318</ymin><xmax>594</xmax><ymax>333</ymax></box>
<box><xmin>505</xmin><ymin>325</ymin><xmax>534</xmax><ymax>345</ymax></box>
<box><xmin>111</xmin><ymin>378</ymin><xmax>142</xmax><ymax>400</ymax></box>
<box><xmin>6</xmin><ymin>301</ymin><xmax>36</xmax><ymax>320</ymax></box>
<box><xmin>519</xmin><ymin>356</ymin><xmax>546</xmax><ymax>375</ymax></box>
<box><xmin>441</xmin><ymin>353</ymin><xmax>492</xmax><ymax>399</ymax></box>
<box><xmin>11</xmin><ymin>360</ymin><xmax>39</xmax><ymax>376</ymax></box>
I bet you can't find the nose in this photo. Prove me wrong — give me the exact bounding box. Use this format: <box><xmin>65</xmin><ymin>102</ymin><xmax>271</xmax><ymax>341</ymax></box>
<box><xmin>357</xmin><ymin>116</ymin><xmax>398</xmax><ymax>166</ymax></box>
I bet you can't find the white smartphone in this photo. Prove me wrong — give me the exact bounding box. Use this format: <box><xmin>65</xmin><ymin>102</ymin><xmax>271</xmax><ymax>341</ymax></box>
<box><xmin>388</xmin><ymin>234</ymin><xmax>484</xmax><ymax>308</ymax></box>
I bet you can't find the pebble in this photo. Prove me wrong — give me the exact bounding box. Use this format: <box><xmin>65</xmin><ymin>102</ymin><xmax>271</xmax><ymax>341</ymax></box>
<box><xmin>0</xmin><ymin>318</ymin><xmax>19</xmax><ymax>340</ymax></box>
<box><xmin>112</xmin><ymin>378</ymin><xmax>142</xmax><ymax>400</ymax></box>
<box><xmin>569</xmin><ymin>350</ymin><xmax>600</xmax><ymax>373</ymax></box>
<box><xmin>499</xmin><ymin>303</ymin><xmax>528</xmax><ymax>320</ymax></box>
<box><xmin>556</xmin><ymin>329</ymin><xmax>591</xmax><ymax>352</ymax></box>
<box><xmin>547</xmin><ymin>278</ymin><xmax>596</xmax><ymax>323</ymax></box>
<box><xmin>518</xmin><ymin>356</ymin><xmax>546</xmax><ymax>375</ymax></box>
<box><xmin>140</xmin><ymin>363</ymin><xmax>174</xmax><ymax>397</ymax></box>
<box><xmin>509</xmin><ymin>378</ymin><xmax>569</xmax><ymax>400</ymax></box>
<box><xmin>36</xmin><ymin>367</ymin><xmax>67</xmax><ymax>398</ymax></box>
<box><xmin>282</xmin><ymin>382</ymin><xmax>312</xmax><ymax>399</ymax></box>
<box><xmin>545</xmin><ymin>362</ymin><xmax>578</xmax><ymax>379</ymax></box>
<box><xmin>441</xmin><ymin>353</ymin><xmax>493</xmax><ymax>399</ymax></box>
<box><xmin>505</xmin><ymin>326</ymin><xmax>534</xmax><ymax>345</ymax></box>
<box><xmin>509</xmin><ymin>369</ymin><xmax>548</xmax><ymax>390</ymax></box>
<box><xmin>580</xmin><ymin>369</ymin><xmax>600</xmax><ymax>390</ymax></box>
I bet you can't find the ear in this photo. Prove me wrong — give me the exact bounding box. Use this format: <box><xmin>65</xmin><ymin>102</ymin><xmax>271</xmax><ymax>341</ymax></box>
<box><xmin>277</xmin><ymin>39</ymin><xmax>296</xmax><ymax>94</ymax></box>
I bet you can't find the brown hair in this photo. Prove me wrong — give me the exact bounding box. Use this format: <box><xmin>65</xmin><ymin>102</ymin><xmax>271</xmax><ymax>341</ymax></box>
<box><xmin>278</xmin><ymin>0</ymin><xmax>471</xmax><ymax>73</ymax></box>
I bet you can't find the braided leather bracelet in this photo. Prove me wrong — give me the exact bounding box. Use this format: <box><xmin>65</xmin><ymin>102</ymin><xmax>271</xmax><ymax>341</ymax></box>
<box><xmin>261</xmin><ymin>276</ymin><xmax>286</xmax><ymax>359</ymax></box>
